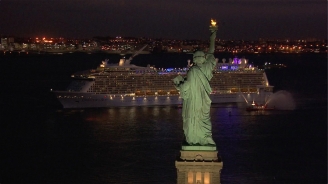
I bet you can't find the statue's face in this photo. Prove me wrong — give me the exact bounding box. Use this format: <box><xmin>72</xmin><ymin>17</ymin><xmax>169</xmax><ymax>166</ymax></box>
<box><xmin>193</xmin><ymin>51</ymin><xmax>205</xmax><ymax>65</ymax></box>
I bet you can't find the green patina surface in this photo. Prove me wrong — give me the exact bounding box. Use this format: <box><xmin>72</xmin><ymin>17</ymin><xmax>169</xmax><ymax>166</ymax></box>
<box><xmin>174</xmin><ymin>21</ymin><xmax>218</xmax><ymax>147</ymax></box>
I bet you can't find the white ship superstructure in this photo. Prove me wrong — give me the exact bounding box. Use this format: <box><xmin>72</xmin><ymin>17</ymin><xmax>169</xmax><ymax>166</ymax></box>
<box><xmin>53</xmin><ymin>55</ymin><xmax>273</xmax><ymax>108</ymax></box>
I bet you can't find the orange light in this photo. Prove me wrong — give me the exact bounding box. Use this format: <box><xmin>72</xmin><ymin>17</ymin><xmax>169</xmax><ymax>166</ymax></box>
<box><xmin>211</xmin><ymin>19</ymin><xmax>217</xmax><ymax>26</ymax></box>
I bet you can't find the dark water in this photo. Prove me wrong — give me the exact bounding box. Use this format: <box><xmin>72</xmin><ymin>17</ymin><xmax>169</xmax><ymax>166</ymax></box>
<box><xmin>0</xmin><ymin>52</ymin><xmax>327</xmax><ymax>183</ymax></box>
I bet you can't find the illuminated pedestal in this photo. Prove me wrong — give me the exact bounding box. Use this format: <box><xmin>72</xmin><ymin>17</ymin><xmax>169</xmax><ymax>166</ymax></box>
<box><xmin>175</xmin><ymin>145</ymin><xmax>223</xmax><ymax>184</ymax></box>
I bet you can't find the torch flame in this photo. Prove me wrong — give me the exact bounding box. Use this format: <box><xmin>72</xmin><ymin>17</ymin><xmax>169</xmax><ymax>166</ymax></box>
<box><xmin>211</xmin><ymin>19</ymin><xmax>217</xmax><ymax>26</ymax></box>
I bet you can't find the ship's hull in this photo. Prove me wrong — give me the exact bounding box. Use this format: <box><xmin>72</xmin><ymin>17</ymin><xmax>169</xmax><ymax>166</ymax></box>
<box><xmin>54</xmin><ymin>91</ymin><xmax>272</xmax><ymax>108</ymax></box>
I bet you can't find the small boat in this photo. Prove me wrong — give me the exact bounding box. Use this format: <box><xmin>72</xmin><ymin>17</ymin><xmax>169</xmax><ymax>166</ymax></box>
<box><xmin>246</xmin><ymin>101</ymin><xmax>274</xmax><ymax>111</ymax></box>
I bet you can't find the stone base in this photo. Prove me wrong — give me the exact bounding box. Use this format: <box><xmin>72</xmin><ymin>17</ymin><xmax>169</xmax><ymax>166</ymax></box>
<box><xmin>175</xmin><ymin>148</ymin><xmax>223</xmax><ymax>184</ymax></box>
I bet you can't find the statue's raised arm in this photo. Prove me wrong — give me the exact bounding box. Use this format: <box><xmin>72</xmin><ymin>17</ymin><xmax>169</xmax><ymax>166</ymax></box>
<box><xmin>208</xmin><ymin>19</ymin><xmax>218</xmax><ymax>54</ymax></box>
<box><xmin>202</xmin><ymin>19</ymin><xmax>218</xmax><ymax>69</ymax></box>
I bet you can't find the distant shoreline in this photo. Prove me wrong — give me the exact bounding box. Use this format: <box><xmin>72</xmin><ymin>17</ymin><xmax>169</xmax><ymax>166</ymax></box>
<box><xmin>0</xmin><ymin>49</ymin><xmax>152</xmax><ymax>55</ymax></box>
<box><xmin>0</xmin><ymin>49</ymin><xmax>326</xmax><ymax>56</ymax></box>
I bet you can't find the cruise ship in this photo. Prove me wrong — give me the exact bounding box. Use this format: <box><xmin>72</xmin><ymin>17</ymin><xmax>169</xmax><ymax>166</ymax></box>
<box><xmin>53</xmin><ymin>54</ymin><xmax>273</xmax><ymax>108</ymax></box>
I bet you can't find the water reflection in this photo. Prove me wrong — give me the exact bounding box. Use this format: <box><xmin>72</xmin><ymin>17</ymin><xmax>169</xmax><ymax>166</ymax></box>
<box><xmin>46</xmin><ymin>104</ymin><xmax>325</xmax><ymax>183</ymax></box>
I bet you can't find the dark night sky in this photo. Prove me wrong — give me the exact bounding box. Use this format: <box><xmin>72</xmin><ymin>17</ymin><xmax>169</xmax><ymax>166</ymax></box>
<box><xmin>0</xmin><ymin>0</ymin><xmax>326</xmax><ymax>40</ymax></box>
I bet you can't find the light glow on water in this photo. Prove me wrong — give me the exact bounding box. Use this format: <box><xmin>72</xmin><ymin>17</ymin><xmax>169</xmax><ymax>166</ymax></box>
<box><xmin>1</xmin><ymin>52</ymin><xmax>326</xmax><ymax>184</ymax></box>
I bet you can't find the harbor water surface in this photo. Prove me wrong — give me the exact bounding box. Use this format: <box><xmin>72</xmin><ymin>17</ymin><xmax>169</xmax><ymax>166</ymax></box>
<box><xmin>1</xmin><ymin>52</ymin><xmax>326</xmax><ymax>183</ymax></box>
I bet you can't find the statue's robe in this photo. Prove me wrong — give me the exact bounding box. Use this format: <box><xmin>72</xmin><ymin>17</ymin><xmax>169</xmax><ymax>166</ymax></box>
<box><xmin>177</xmin><ymin>54</ymin><xmax>216</xmax><ymax>145</ymax></box>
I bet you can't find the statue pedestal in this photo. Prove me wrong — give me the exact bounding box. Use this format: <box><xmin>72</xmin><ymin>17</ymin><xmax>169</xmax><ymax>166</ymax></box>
<box><xmin>175</xmin><ymin>145</ymin><xmax>223</xmax><ymax>184</ymax></box>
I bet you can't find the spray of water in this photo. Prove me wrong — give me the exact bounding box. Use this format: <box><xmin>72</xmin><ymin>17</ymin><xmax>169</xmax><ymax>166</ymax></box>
<box><xmin>240</xmin><ymin>92</ymin><xmax>249</xmax><ymax>104</ymax></box>
<box><xmin>266</xmin><ymin>90</ymin><xmax>296</xmax><ymax>110</ymax></box>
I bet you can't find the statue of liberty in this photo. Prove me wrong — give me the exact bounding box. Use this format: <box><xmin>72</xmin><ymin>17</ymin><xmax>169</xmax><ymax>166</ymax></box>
<box><xmin>173</xmin><ymin>20</ymin><xmax>218</xmax><ymax>146</ymax></box>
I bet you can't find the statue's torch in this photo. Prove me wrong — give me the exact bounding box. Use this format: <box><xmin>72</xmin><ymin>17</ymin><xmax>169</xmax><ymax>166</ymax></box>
<box><xmin>209</xmin><ymin>19</ymin><xmax>218</xmax><ymax>32</ymax></box>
